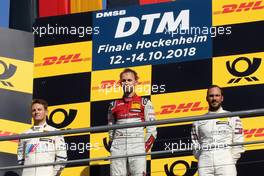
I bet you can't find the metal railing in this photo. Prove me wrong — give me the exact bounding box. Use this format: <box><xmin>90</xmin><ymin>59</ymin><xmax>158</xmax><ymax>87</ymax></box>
<box><xmin>1</xmin><ymin>108</ymin><xmax>264</xmax><ymax>171</ymax></box>
<box><xmin>1</xmin><ymin>108</ymin><xmax>264</xmax><ymax>141</ymax></box>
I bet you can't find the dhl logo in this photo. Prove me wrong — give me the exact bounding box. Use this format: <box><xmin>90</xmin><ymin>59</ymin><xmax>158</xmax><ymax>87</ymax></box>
<box><xmin>156</xmin><ymin>102</ymin><xmax>208</xmax><ymax>115</ymax></box>
<box><xmin>214</xmin><ymin>1</ymin><xmax>264</xmax><ymax>15</ymax></box>
<box><xmin>34</xmin><ymin>53</ymin><xmax>91</xmax><ymax>67</ymax></box>
<box><xmin>92</xmin><ymin>80</ymin><xmax>150</xmax><ymax>90</ymax></box>
<box><xmin>244</xmin><ymin>128</ymin><xmax>264</xmax><ymax>138</ymax></box>
<box><xmin>0</xmin><ymin>130</ymin><xmax>18</xmax><ymax>143</ymax></box>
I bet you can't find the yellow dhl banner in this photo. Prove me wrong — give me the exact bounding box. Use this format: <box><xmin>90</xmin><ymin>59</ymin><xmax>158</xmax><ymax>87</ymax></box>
<box><xmin>91</xmin><ymin>65</ymin><xmax>151</xmax><ymax>101</ymax></box>
<box><xmin>151</xmin><ymin>156</ymin><xmax>198</xmax><ymax>176</ymax></box>
<box><xmin>0</xmin><ymin>56</ymin><xmax>33</xmax><ymax>94</ymax></box>
<box><xmin>61</xmin><ymin>166</ymin><xmax>89</xmax><ymax>176</ymax></box>
<box><xmin>213</xmin><ymin>0</ymin><xmax>264</xmax><ymax>26</ymax></box>
<box><xmin>48</xmin><ymin>102</ymin><xmax>91</xmax><ymax>133</ymax></box>
<box><xmin>34</xmin><ymin>41</ymin><xmax>92</xmax><ymax>78</ymax></box>
<box><xmin>90</xmin><ymin>132</ymin><xmax>110</xmax><ymax>165</ymax></box>
<box><xmin>213</xmin><ymin>52</ymin><xmax>264</xmax><ymax>88</ymax></box>
<box><xmin>242</xmin><ymin>116</ymin><xmax>264</xmax><ymax>151</ymax></box>
<box><xmin>151</xmin><ymin>89</ymin><xmax>208</xmax><ymax>127</ymax></box>
<box><xmin>0</xmin><ymin>119</ymin><xmax>31</xmax><ymax>154</ymax></box>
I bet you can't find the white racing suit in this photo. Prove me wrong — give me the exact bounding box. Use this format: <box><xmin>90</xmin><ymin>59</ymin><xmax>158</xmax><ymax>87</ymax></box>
<box><xmin>108</xmin><ymin>95</ymin><xmax>157</xmax><ymax>176</ymax></box>
<box><xmin>17</xmin><ymin>124</ymin><xmax>67</xmax><ymax>176</ymax></box>
<box><xmin>191</xmin><ymin>107</ymin><xmax>244</xmax><ymax>176</ymax></box>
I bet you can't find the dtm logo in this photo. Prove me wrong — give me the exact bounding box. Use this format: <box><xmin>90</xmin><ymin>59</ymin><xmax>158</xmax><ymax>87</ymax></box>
<box><xmin>0</xmin><ymin>60</ymin><xmax>17</xmax><ymax>87</ymax></box>
<box><xmin>47</xmin><ymin>108</ymin><xmax>77</xmax><ymax>128</ymax></box>
<box><xmin>214</xmin><ymin>1</ymin><xmax>264</xmax><ymax>14</ymax></box>
<box><xmin>244</xmin><ymin>128</ymin><xmax>264</xmax><ymax>138</ymax></box>
<box><xmin>226</xmin><ymin>57</ymin><xmax>261</xmax><ymax>84</ymax></box>
<box><xmin>164</xmin><ymin>160</ymin><xmax>198</xmax><ymax>176</ymax></box>
<box><xmin>115</xmin><ymin>10</ymin><xmax>189</xmax><ymax>38</ymax></box>
<box><xmin>35</xmin><ymin>53</ymin><xmax>90</xmax><ymax>67</ymax></box>
<box><xmin>157</xmin><ymin>102</ymin><xmax>208</xmax><ymax>115</ymax></box>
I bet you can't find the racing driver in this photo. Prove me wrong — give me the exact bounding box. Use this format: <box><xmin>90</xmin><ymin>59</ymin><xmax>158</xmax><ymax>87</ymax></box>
<box><xmin>108</xmin><ymin>68</ymin><xmax>157</xmax><ymax>176</ymax></box>
<box><xmin>191</xmin><ymin>85</ymin><xmax>244</xmax><ymax>176</ymax></box>
<box><xmin>17</xmin><ymin>99</ymin><xmax>67</xmax><ymax>176</ymax></box>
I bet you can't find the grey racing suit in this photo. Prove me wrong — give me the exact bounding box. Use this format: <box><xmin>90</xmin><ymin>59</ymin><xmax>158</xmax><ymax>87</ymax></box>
<box><xmin>191</xmin><ymin>107</ymin><xmax>244</xmax><ymax>176</ymax></box>
<box><xmin>17</xmin><ymin>124</ymin><xmax>67</xmax><ymax>176</ymax></box>
<box><xmin>108</xmin><ymin>95</ymin><xmax>157</xmax><ymax>176</ymax></box>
